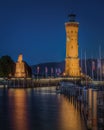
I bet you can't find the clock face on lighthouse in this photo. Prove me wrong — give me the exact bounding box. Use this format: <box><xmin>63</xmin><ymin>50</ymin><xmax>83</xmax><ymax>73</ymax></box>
<box><xmin>67</xmin><ymin>37</ymin><xmax>70</xmax><ymax>42</ymax></box>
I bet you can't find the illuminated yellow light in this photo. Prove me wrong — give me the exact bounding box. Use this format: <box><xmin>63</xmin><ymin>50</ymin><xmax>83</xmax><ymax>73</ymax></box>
<box><xmin>65</xmin><ymin>21</ymin><xmax>81</xmax><ymax>77</ymax></box>
<box><xmin>15</xmin><ymin>54</ymin><xmax>26</xmax><ymax>78</ymax></box>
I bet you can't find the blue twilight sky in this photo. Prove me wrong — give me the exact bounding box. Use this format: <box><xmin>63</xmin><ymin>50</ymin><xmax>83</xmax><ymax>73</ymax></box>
<box><xmin>0</xmin><ymin>0</ymin><xmax>104</xmax><ymax>65</ymax></box>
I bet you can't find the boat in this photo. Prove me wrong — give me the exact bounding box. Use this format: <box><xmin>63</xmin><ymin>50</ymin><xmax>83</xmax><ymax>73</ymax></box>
<box><xmin>56</xmin><ymin>86</ymin><xmax>61</xmax><ymax>93</ymax></box>
<box><xmin>56</xmin><ymin>81</ymin><xmax>77</xmax><ymax>93</ymax></box>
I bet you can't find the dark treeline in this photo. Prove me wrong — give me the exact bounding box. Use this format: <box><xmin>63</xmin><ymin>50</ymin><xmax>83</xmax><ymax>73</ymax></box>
<box><xmin>0</xmin><ymin>55</ymin><xmax>15</xmax><ymax>77</ymax></box>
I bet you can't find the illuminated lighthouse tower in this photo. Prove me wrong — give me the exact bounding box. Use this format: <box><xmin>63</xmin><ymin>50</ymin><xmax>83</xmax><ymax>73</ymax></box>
<box><xmin>65</xmin><ymin>14</ymin><xmax>81</xmax><ymax>77</ymax></box>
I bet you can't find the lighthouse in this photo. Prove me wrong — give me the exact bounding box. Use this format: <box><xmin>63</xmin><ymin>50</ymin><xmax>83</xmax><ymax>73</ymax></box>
<box><xmin>65</xmin><ymin>14</ymin><xmax>81</xmax><ymax>77</ymax></box>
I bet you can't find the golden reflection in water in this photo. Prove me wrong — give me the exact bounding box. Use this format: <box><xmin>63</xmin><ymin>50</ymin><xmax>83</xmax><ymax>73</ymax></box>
<box><xmin>58</xmin><ymin>95</ymin><xmax>86</xmax><ymax>130</ymax></box>
<box><xmin>8</xmin><ymin>89</ymin><xmax>29</xmax><ymax>130</ymax></box>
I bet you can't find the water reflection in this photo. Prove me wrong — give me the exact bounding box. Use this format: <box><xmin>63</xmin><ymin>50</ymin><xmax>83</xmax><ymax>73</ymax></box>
<box><xmin>8</xmin><ymin>89</ymin><xmax>29</xmax><ymax>130</ymax></box>
<box><xmin>58</xmin><ymin>96</ymin><xmax>86</xmax><ymax>130</ymax></box>
<box><xmin>0</xmin><ymin>87</ymin><xmax>86</xmax><ymax>130</ymax></box>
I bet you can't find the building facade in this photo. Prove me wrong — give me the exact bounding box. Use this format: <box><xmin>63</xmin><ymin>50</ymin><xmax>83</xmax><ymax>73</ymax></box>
<box><xmin>65</xmin><ymin>14</ymin><xmax>81</xmax><ymax>77</ymax></box>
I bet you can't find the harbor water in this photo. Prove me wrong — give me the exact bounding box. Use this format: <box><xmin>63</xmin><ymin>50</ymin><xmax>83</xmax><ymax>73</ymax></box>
<box><xmin>0</xmin><ymin>86</ymin><xmax>87</xmax><ymax>130</ymax></box>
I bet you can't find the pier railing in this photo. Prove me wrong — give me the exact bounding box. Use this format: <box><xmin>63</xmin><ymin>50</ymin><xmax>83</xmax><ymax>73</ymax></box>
<box><xmin>1</xmin><ymin>77</ymin><xmax>104</xmax><ymax>88</ymax></box>
<box><xmin>59</xmin><ymin>85</ymin><xmax>104</xmax><ymax>130</ymax></box>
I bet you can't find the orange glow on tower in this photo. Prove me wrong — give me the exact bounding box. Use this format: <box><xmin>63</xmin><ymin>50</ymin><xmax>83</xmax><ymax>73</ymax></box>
<box><xmin>65</xmin><ymin>14</ymin><xmax>81</xmax><ymax>77</ymax></box>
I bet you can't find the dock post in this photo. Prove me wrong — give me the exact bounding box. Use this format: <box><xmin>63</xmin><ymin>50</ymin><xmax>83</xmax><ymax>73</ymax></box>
<box><xmin>92</xmin><ymin>90</ymin><xmax>98</xmax><ymax>130</ymax></box>
<box><xmin>87</xmin><ymin>88</ymin><xmax>92</xmax><ymax>129</ymax></box>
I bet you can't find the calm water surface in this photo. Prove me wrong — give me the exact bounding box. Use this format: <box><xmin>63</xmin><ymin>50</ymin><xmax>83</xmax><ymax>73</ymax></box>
<box><xmin>0</xmin><ymin>87</ymin><xmax>86</xmax><ymax>130</ymax></box>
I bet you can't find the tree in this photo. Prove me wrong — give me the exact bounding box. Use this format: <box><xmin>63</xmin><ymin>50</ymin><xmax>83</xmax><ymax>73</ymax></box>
<box><xmin>0</xmin><ymin>55</ymin><xmax>15</xmax><ymax>77</ymax></box>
